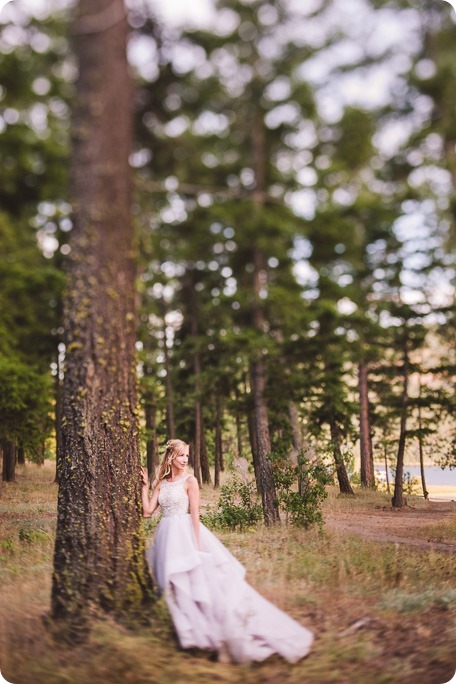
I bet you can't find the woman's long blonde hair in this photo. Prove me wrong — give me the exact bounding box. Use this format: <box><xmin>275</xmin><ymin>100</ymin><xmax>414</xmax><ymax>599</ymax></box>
<box><xmin>152</xmin><ymin>439</ymin><xmax>188</xmax><ymax>489</ymax></box>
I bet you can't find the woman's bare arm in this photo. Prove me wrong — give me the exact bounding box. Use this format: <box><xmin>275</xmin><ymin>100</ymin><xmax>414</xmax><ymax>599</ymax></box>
<box><xmin>187</xmin><ymin>475</ymin><xmax>200</xmax><ymax>550</ymax></box>
<box><xmin>141</xmin><ymin>467</ymin><xmax>160</xmax><ymax>517</ymax></box>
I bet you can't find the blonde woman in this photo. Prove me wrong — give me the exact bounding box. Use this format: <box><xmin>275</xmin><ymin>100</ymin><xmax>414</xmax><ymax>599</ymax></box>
<box><xmin>141</xmin><ymin>438</ymin><xmax>313</xmax><ymax>664</ymax></box>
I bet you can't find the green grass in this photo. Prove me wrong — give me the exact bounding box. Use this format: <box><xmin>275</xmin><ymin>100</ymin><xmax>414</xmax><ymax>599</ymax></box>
<box><xmin>0</xmin><ymin>462</ymin><xmax>455</xmax><ymax>684</ymax></box>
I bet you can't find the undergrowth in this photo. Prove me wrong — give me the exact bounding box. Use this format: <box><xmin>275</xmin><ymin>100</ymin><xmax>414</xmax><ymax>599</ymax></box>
<box><xmin>0</xmin><ymin>462</ymin><xmax>455</xmax><ymax>684</ymax></box>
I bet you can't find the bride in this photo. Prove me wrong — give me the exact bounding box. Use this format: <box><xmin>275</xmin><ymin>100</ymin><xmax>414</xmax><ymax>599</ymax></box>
<box><xmin>141</xmin><ymin>438</ymin><xmax>314</xmax><ymax>664</ymax></box>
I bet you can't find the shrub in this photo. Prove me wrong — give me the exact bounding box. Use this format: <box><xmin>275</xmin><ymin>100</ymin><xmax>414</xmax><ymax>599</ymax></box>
<box><xmin>201</xmin><ymin>477</ymin><xmax>263</xmax><ymax>531</ymax></box>
<box><xmin>270</xmin><ymin>450</ymin><xmax>330</xmax><ymax>530</ymax></box>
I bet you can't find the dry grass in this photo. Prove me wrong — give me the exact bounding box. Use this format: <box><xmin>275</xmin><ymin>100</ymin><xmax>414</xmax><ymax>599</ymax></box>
<box><xmin>0</xmin><ymin>462</ymin><xmax>455</xmax><ymax>684</ymax></box>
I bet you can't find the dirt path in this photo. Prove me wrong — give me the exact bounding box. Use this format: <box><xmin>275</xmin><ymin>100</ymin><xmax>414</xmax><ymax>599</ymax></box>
<box><xmin>326</xmin><ymin>501</ymin><xmax>456</xmax><ymax>552</ymax></box>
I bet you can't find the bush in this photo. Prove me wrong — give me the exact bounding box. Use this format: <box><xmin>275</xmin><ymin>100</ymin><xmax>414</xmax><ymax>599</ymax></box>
<box><xmin>271</xmin><ymin>450</ymin><xmax>330</xmax><ymax>530</ymax></box>
<box><xmin>201</xmin><ymin>477</ymin><xmax>263</xmax><ymax>531</ymax></box>
<box><xmin>376</xmin><ymin>468</ymin><xmax>420</xmax><ymax>495</ymax></box>
<box><xmin>202</xmin><ymin>452</ymin><xmax>330</xmax><ymax>532</ymax></box>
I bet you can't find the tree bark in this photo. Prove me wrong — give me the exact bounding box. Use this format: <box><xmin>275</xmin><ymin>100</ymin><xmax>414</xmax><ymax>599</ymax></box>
<box><xmin>17</xmin><ymin>444</ymin><xmax>25</xmax><ymax>465</ymax></box>
<box><xmin>289</xmin><ymin>401</ymin><xmax>310</xmax><ymax>495</ymax></box>
<box><xmin>54</xmin><ymin>353</ymin><xmax>63</xmax><ymax>483</ymax></box>
<box><xmin>214</xmin><ymin>393</ymin><xmax>223</xmax><ymax>489</ymax></box>
<box><xmin>184</xmin><ymin>268</ymin><xmax>207</xmax><ymax>485</ymax></box>
<box><xmin>250</xmin><ymin>358</ymin><xmax>280</xmax><ymax>524</ymax></box>
<box><xmin>145</xmin><ymin>401</ymin><xmax>159</xmax><ymax>483</ymax></box>
<box><xmin>329</xmin><ymin>418</ymin><xmax>355</xmax><ymax>495</ymax></box>
<box><xmin>392</xmin><ymin>337</ymin><xmax>410</xmax><ymax>508</ymax></box>
<box><xmin>200</xmin><ymin>426</ymin><xmax>212</xmax><ymax>485</ymax></box>
<box><xmin>235</xmin><ymin>410</ymin><xmax>243</xmax><ymax>459</ymax></box>
<box><xmin>288</xmin><ymin>401</ymin><xmax>302</xmax><ymax>463</ymax></box>
<box><xmin>51</xmin><ymin>0</ymin><xmax>153</xmax><ymax>632</ymax></box>
<box><xmin>384</xmin><ymin>441</ymin><xmax>391</xmax><ymax>494</ymax></box>
<box><xmin>162</xmin><ymin>317</ymin><xmax>175</xmax><ymax>438</ymax></box>
<box><xmin>247</xmin><ymin>407</ymin><xmax>259</xmax><ymax>486</ymax></box>
<box><xmin>358</xmin><ymin>360</ymin><xmax>374</xmax><ymax>487</ymax></box>
<box><xmin>417</xmin><ymin>373</ymin><xmax>429</xmax><ymax>501</ymax></box>
<box><xmin>234</xmin><ymin>385</ymin><xmax>243</xmax><ymax>459</ymax></box>
<box><xmin>2</xmin><ymin>440</ymin><xmax>16</xmax><ymax>482</ymax></box>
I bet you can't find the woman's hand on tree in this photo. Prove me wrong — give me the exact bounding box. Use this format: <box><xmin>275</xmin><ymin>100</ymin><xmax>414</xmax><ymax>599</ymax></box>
<box><xmin>140</xmin><ymin>467</ymin><xmax>149</xmax><ymax>487</ymax></box>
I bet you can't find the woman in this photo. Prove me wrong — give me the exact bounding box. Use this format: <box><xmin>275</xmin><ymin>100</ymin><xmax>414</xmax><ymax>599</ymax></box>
<box><xmin>141</xmin><ymin>438</ymin><xmax>314</xmax><ymax>664</ymax></box>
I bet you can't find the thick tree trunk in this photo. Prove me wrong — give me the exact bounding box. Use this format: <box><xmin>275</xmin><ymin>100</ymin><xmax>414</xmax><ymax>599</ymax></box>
<box><xmin>392</xmin><ymin>338</ymin><xmax>410</xmax><ymax>508</ymax></box>
<box><xmin>358</xmin><ymin>361</ymin><xmax>374</xmax><ymax>487</ymax></box>
<box><xmin>329</xmin><ymin>418</ymin><xmax>354</xmax><ymax>495</ymax></box>
<box><xmin>214</xmin><ymin>393</ymin><xmax>223</xmax><ymax>489</ymax></box>
<box><xmin>2</xmin><ymin>440</ymin><xmax>16</xmax><ymax>482</ymax></box>
<box><xmin>145</xmin><ymin>401</ymin><xmax>159</xmax><ymax>483</ymax></box>
<box><xmin>54</xmin><ymin>353</ymin><xmax>63</xmax><ymax>483</ymax></box>
<box><xmin>51</xmin><ymin>0</ymin><xmax>153</xmax><ymax>631</ymax></box>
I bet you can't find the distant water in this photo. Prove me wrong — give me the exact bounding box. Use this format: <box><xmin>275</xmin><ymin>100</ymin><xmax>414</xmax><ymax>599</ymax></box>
<box><xmin>375</xmin><ymin>465</ymin><xmax>456</xmax><ymax>486</ymax></box>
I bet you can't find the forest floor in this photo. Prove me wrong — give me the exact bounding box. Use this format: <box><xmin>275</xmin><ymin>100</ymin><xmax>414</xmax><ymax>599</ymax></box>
<box><xmin>325</xmin><ymin>500</ymin><xmax>456</xmax><ymax>552</ymax></box>
<box><xmin>0</xmin><ymin>462</ymin><xmax>455</xmax><ymax>684</ymax></box>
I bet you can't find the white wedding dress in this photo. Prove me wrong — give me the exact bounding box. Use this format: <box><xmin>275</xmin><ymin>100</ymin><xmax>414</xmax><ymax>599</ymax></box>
<box><xmin>145</xmin><ymin>473</ymin><xmax>314</xmax><ymax>664</ymax></box>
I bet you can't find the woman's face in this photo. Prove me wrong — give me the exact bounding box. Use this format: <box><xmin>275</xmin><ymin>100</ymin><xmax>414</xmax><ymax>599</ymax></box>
<box><xmin>172</xmin><ymin>448</ymin><xmax>189</xmax><ymax>471</ymax></box>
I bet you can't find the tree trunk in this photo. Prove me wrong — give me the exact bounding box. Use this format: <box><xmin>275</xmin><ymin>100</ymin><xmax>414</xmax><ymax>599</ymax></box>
<box><xmin>247</xmin><ymin>407</ymin><xmax>259</xmax><ymax>487</ymax></box>
<box><xmin>54</xmin><ymin>352</ymin><xmax>63</xmax><ymax>483</ymax></box>
<box><xmin>145</xmin><ymin>401</ymin><xmax>159</xmax><ymax>483</ymax></box>
<box><xmin>288</xmin><ymin>400</ymin><xmax>302</xmax><ymax>464</ymax></box>
<box><xmin>17</xmin><ymin>444</ymin><xmax>25</xmax><ymax>465</ymax></box>
<box><xmin>185</xmin><ymin>268</ymin><xmax>205</xmax><ymax>485</ymax></box>
<box><xmin>162</xmin><ymin>317</ymin><xmax>175</xmax><ymax>438</ymax></box>
<box><xmin>248</xmin><ymin>110</ymin><xmax>279</xmax><ymax>524</ymax></box>
<box><xmin>392</xmin><ymin>337</ymin><xmax>410</xmax><ymax>508</ymax></box>
<box><xmin>329</xmin><ymin>418</ymin><xmax>354</xmax><ymax>495</ymax></box>
<box><xmin>358</xmin><ymin>360</ymin><xmax>374</xmax><ymax>487</ymax></box>
<box><xmin>289</xmin><ymin>401</ymin><xmax>309</xmax><ymax>495</ymax></box>
<box><xmin>36</xmin><ymin>439</ymin><xmax>46</xmax><ymax>465</ymax></box>
<box><xmin>384</xmin><ymin>442</ymin><xmax>391</xmax><ymax>495</ymax></box>
<box><xmin>234</xmin><ymin>386</ymin><xmax>243</xmax><ymax>459</ymax></box>
<box><xmin>2</xmin><ymin>440</ymin><xmax>16</xmax><ymax>482</ymax></box>
<box><xmin>235</xmin><ymin>410</ymin><xmax>243</xmax><ymax>459</ymax></box>
<box><xmin>200</xmin><ymin>426</ymin><xmax>212</xmax><ymax>485</ymax></box>
<box><xmin>417</xmin><ymin>374</ymin><xmax>429</xmax><ymax>501</ymax></box>
<box><xmin>250</xmin><ymin>358</ymin><xmax>280</xmax><ymax>524</ymax></box>
<box><xmin>214</xmin><ymin>393</ymin><xmax>222</xmax><ymax>489</ymax></box>
<box><xmin>51</xmin><ymin>0</ymin><xmax>153</xmax><ymax>632</ymax></box>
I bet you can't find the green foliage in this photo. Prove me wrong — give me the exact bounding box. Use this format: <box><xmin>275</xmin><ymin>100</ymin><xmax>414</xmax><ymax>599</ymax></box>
<box><xmin>388</xmin><ymin>468</ymin><xmax>420</xmax><ymax>496</ymax></box>
<box><xmin>201</xmin><ymin>476</ymin><xmax>263</xmax><ymax>531</ymax></box>
<box><xmin>0</xmin><ymin>354</ymin><xmax>54</xmax><ymax>454</ymax></box>
<box><xmin>18</xmin><ymin>525</ymin><xmax>49</xmax><ymax>544</ymax></box>
<box><xmin>0</xmin><ymin>538</ymin><xmax>15</xmax><ymax>553</ymax></box>
<box><xmin>270</xmin><ymin>451</ymin><xmax>330</xmax><ymax>529</ymax></box>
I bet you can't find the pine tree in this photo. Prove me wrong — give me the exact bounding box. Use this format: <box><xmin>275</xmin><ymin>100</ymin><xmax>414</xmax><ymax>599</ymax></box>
<box><xmin>51</xmin><ymin>0</ymin><xmax>153</xmax><ymax>633</ymax></box>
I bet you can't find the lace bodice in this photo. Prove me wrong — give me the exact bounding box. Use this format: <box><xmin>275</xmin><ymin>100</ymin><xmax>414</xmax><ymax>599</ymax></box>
<box><xmin>159</xmin><ymin>474</ymin><xmax>190</xmax><ymax>517</ymax></box>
